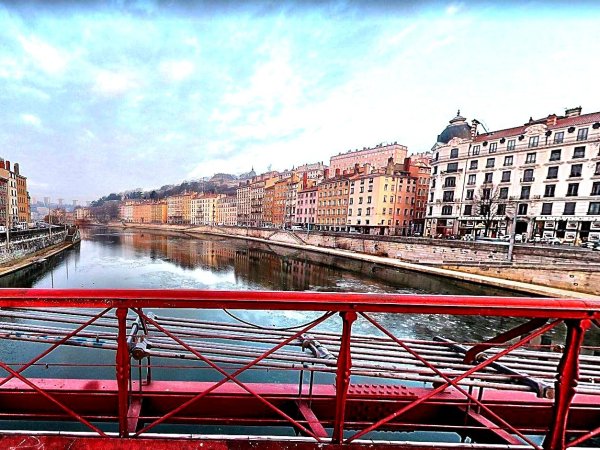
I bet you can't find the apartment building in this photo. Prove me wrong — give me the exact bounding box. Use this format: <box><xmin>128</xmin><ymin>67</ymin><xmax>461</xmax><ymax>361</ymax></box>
<box><xmin>167</xmin><ymin>193</ymin><xmax>196</xmax><ymax>224</ymax></box>
<box><xmin>330</xmin><ymin>143</ymin><xmax>408</xmax><ymax>174</ymax></box>
<box><xmin>347</xmin><ymin>160</ymin><xmax>418</xmax><ymax>235</ymax></box>
<box><xmin>316</xmin><ymin>169</ymin><xmax>353</xmax><ymax>232</ymax></box>
<box><xmin>426</xmin><ymin>107</ymin><xmax>600</xmax><ymax>242</ymax></box>
<box><xmin>296</xmin><ymin>186</ymin><xmax>318</xmax><ymax>229</ymax></box>
<box><xmin>191</xmin><ymin>194</ymin><xmax>224</xmax><ymax>225</ymax></box>
<box><xmin>216</xmin><ymin>195</ymin><xmax>237</xmax><ymax>226</ymax></box>
<box><xmin>236</xmin><ymin>181</ymin><xmax>252</xmax><ymax>226</ymax></box>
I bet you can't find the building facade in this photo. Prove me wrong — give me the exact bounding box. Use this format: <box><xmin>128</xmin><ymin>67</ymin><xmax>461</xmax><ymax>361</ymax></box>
<box><xmin>329</xmin><ymin>143</ymin><xmax>408</xmax><ymax>174</ymax></box>
<box><xmin>216</xmin><ymin>195</ymin><xmax>237</xmax><ymax>226</ymax></box>
<box><xmin>426</xmin><ymin>108</ymin><xmax>600</xmax><ymax>242</ymax></box>
<box><xmin>316</xmin><ymin>170</ymin><xmax>352</xmax><ymax>232</ymax></box>
<box><xmin>296</xmin><ymin>186</ymin><xmax>318</xmax><ymax>229</ymax></box>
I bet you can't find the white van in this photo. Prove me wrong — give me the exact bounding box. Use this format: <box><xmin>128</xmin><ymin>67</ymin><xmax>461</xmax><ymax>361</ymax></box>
<box><xmin>290</xmin><ymin>225</ymin><xmax>303</xmax><ymax>231</ymax></box>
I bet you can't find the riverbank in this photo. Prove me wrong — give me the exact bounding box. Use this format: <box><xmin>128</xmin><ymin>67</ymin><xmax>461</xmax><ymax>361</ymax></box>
<box><xmin>0</xmin><ymin>240</ymin><xmax>76</xmax><ymax>278</ymax></box>
<box><xmin>101</xmin><ymin>222</ymin><xmax>600</xmax><ymax>299</ymax></box>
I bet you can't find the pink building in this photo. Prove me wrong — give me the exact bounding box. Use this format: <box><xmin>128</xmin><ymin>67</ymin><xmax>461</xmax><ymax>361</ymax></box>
<box><xmin>329</xmin><ymin>143</ymin><xmax>408</xmax><ymax>174</ymax></box>
<box><xmin>296</xmin><ymin>186</ymin><xmax>318</xmax><ymax>229</ymax></box>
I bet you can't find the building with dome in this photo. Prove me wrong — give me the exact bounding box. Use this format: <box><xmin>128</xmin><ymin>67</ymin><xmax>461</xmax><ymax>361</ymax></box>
<box><xmin>425</xmin><ymin>107</ymin><xmax>600</xmax><ymax>243</ymax></box>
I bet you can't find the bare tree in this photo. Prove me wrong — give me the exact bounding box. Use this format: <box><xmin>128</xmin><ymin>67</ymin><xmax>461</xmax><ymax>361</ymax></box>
<box><xmin>472</xmin><ymin>185</ymin><xmax>503</xmax><ymax>237</ymax></box>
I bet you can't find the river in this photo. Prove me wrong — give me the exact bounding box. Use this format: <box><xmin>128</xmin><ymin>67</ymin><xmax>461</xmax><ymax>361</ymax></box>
<box><xmin>0</xmin><ymin>227</ymin><xmax>576</xmax><ymax>441</ymax></box>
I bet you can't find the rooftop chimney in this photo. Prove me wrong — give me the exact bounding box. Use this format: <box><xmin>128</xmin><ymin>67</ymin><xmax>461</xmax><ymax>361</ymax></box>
<box><xmin>13</xmin><ymin>163</ymin><xmax>19</xmax><ymax>175</ymax></box>
<box><xmin>0</xmin><ymin>160</ymin><xmax>4</xmax><ymax>170</ymax></box>
<box><xmin>323</xmin><ymin>168</ymin><xmax>329</xmax><ymax>179</ymax></box>
<box><xmin>5</xmin><ymin>161</ymin><xmax>10</xmax><ymax>171</ymax></box>
<box><xmin>546</xmin><ymin>114</ymin><xmax>558</xmax><ymax>126</ymax></box>
<box><xmin>470</xmin><ymin>119</ymin><xmax>479</xmax><ymax>140</ymax></box>
<box><xmin>565</xmin><ymin>106</ymin><xmax>582</xmax><ymax>117</ymax></box>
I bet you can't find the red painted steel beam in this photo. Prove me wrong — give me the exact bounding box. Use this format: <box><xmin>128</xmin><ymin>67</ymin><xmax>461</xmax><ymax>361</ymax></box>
<box><xmin>332</xmin><ymin>311</ymin><xmax>356</xmax><ymax>443</ymax></box>
<box><xmin>116</xmin><ymin>307</ymin><xmax>131</xmax><ymax>438</ymax></box>
<box><xmin>0</xmin><ymin>434</ymin><xmax>549</xmax><ymax>450</ymax></box>
<box><xmin>457</xmin><ymin>406</ymin><xmax>522</xmax><ymax>445</ymax></box>
<box><xmin>0</xmin><ymin>289</ymin><xmax>598</xmax><ymax>318</ymax></box>
<box><xmin>543</xmin><ymin>319</ymin><xmax>590</xmax><ymax>450</ymax></box>
<box><xmin>295</xmin><ymin>401</ymin><xmax>328</xmax><ymax>438</ymax></box>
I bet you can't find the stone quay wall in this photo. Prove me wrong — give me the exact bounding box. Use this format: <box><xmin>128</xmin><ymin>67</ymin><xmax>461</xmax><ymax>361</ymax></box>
<box><xmin>0</xmin><ymin>231</ymin><xmax>68</xmax><ymax>265</ymax></box>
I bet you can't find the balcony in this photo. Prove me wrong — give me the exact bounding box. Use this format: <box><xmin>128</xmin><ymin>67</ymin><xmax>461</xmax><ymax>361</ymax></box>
<box><xmin>520</xmin><ymin>177</ymin><xmax>535</xmax><ymax>183</ymax></box>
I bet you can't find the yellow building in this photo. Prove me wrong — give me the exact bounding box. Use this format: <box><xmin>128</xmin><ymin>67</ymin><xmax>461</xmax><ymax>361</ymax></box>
<box><xmin>191</xmin><ymin>194</ymin><xmax>225</xmax><ymax>225</ymax></box>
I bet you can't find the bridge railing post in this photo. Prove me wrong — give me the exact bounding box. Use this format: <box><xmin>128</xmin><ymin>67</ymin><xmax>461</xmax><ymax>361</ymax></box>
<box><xmin>332</xmin><ymin>311</ymin><xmax>356</xmax><ymax>444</ymax></box>
<box><xmin>543</xmin><ymin>318</ymin><xmax>590</xmax><ymax>450</ymax></box>
<box><xmin>116</xmin><ymin>307</ymin><xmax>131</xmax><ymax>438</ymax></box>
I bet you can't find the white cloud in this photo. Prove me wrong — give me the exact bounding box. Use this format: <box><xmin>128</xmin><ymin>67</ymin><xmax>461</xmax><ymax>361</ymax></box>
<box><xmin>21</xmin><ymin>113</ymin><xmax>41</xmax><ymax>127</ymax></box>
<box><xmin>160</xmin><ymin>59</ymin><xmax>195</xmax><ymax>82</ymax></box>
<box><xmin>18</xmin><ymin>35</ymin><xmax>70</xmax><ymax>75</ymax></box>
<box><xmin>93</xmin><ymin>70</ymin><xmax>138</xmax><ymax>96</ymax></box>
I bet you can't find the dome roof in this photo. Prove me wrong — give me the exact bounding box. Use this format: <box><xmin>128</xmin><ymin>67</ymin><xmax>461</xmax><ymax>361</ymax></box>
<box><xmin>437</xmin><ymin>110</ymin><xmax>472</xmax><ymax>144</ymax></box>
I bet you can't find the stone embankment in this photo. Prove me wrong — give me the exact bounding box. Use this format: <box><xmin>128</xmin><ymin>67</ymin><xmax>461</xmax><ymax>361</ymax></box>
<box><xmin>106</xmin><ymin>222</ymin><xmax>600</xmax><ymax>298</ymax></box>
<box><xmin>0</xmin><ymin>230</ymin><xmax>73</xmax><ymax>277</ymax></box>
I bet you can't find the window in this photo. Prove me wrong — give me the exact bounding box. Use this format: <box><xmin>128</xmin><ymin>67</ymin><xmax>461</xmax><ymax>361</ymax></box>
<box><xmin>464</xmin><ymin>205</ymin><xmax>472</xmax><ymax>215</ymax></box>
<box><xmin>570</xmin><ymin>164</ymin><xmax>583</xmax><ymax>177</ymax></box>
<box><xmin>433</xmin><ymin>166</ymin><xmax>438</xmax><ymax>175</ymax></box>
<box><xmin>484</xmin><ymin>172</ymin><xmax>493</xmax><ymax>183</ymax></box>
<box><xmin>489</xmin><ymin>142</ymin><xmax>497</xmax><ymax>153</ymax></box>
<box><xmin>466</xmin><ymin>189</ymin><xmax>474</xmax><ymax>200</ymax></box>
<box><xmin>357</xmin><ymin>208</ymin><xmax>362</xmax><ymax>216</ymax></box>
<box><xmin>501</xmin><ymin>171</ymin><xmax>511</xmax><ymax>182</ymax></box>
<box><xmin>486</xmin><ymin>158</ymin><xmax>495</xmax><ymax>168</ymax></box>
<box><xmin>443</xmin><ymin>191</ymin><xmax>454</xmax><ymax>202</ymax></box>
<box><xmin>520</xmin><ymin>186</ymin><xmax>530</xmax><ymax>200</ymax></box>
<box><xmin>507</xmin><ymin>139</ymin><xmax>515</xmax><ymax>150</ymax></box>
<box><xmin>467</xmin><ymin>174</ymin><xmax>476</xmax><ymax>185</ymax></box>
<box><xmin>450</xmin><ymin>148</ymin><xmax>459</xmax><ymax>158</ymax></box>
<box><xmin>596</xmin><ymin>162</ymin><xmax>600</xmax><ymax>175</ymax></box>
<box><xmin>563</xmin><ymin>202</ymin><xmax>576</xmax><ymax>215</ymax></box>
<box><xmin>547</xmin><ymin>166</ymin><xmax>559</xmax><ymax>179</ymax></box>
<box><xmin>525</xmin><ymin>152</ymin><xmax>537</xmax><ymax>163</ymax></box>
<box><xmin>577</xmin><ymin>128</ymin><xmax>588</xmax><ymax>141</ymax></box>
<box><xmin>541</xmin><ymin>203</ymin><xmax>553</xmax><ymax>215</ymax></box>
<box><xmin>349</xmin><ymin>198</ymin><xmax>353</xmax><ymax>205</ymax></box>
<box><xmin>554</xmin><ymin>131</ymin><xmax>564</xmax><ymax>144</ymax></box>
<box><xmin>566</xmin><ymin>183</ymin><xmax>579</xmax><ymax>197</ymax></box>
<box><xmin>441</xmin><ymin>205</ymin><xmax>452</xmax><ymax>216</ymax></box>
<box><xmin>472</xmin><ymin>145</ymin><xmax>480</xmax><ymax>155</ymax></box>
<box><xmin>348</xmin><ymin>208</ymin><xmax>352</xmax><ymax>216</ymax></box>
<box><xmin>446</xmin><ymin>163</ymin><xmax>458</xmax><ymax>173</ymax></box>
<box><xmin>367</xmin><ymin>196</ymin><xmax>372</xmax><ymax>204</ymax></box>
<box><xmin>482</xmin><ymin>188</ymin><xmax>491</xmax><ymax>200</ymax></box>
<box><xmin>589</xmin><ymin>202</ymin><xmax>600</xmax><ymax>215</ymax></box>
<box><xmin>499</xmin><ymin>187</ymin><xmax>509</xmax><ymax>199</ymax></box>
<box><xmin>366</xmin><ymin>207</ymin><xmax>371</xmax><ymax>216</ymax></box>
<box><xmin>528</xmin><ymin>136</ymin><xmax>539</xmax><ymax>148</ymax></box>
<box><xmin>544</xmin><ymin>184</ymin><xmax>556</xmax><ymax>198</ymax></box>
<box><xmin>497</xmin><ymin>204</ymin><xmax>506</xmax><ymax>216</ymax></box>
<box><xmin>358</xmin><ymin>197</ymin><xmax>363</xmax><ymax>204</ymax></box>
<box><xmin>572</xmin><ymin>146</ymin><xmax>585</xmax><ymax>159</ymax></box>
<box><xmin>549</xmin><ymin>149</ymin><xmax>561</xmax><ymax>161</ymax></box>
<box><xmin>522</xmin><ymin>169</ymin><xmax>534</xmax><ymax>182</ymax></box>
<box><xmin>517</xmin><ymin>203</ymin><xmax>528</xmax><ymax>215</ymax></box>
<box><xmin>504</xmin><ymin>155</ymin><xmax>513</xmax><ymax>166</ymax></box>
<box><xmin>444</xmin><ymin>177</ymin><xmax>456</xmax><ymax>188</ymax></box>
<box><xmin>469</xmin><ymin>160</ymin><xmax>478</xmax><ymax>170</ymax></box>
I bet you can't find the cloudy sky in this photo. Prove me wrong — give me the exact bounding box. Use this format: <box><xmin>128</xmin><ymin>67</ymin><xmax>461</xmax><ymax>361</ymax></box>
<box><xmin>1</xmin><ymin>1</ymin><xmax>599</xmax><ymax>202</ymax></box>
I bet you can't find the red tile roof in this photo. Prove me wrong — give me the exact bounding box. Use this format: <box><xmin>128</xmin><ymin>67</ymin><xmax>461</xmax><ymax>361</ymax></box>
<box><xmin>473</xmin><ymin>111</ymin><xmax>600</xmax><ymax>143</ymax></box>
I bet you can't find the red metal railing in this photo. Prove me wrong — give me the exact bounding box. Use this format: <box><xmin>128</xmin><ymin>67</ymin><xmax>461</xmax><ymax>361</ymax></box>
<box><xmin>0</xmin><ymin>289</ymin><xmax>599</xmax><ymax>450</ymax></box>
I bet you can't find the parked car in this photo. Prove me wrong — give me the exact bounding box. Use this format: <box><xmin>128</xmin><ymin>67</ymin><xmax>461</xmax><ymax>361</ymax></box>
<box><xmin>580</xmin><ymin>241</ymin><xmax>597</xmax><ymax>249</ymax></box>
<box><xmin>542</xmin><ymin>237</ymin><xmax>562</xmax><ymax>245</ymax></box>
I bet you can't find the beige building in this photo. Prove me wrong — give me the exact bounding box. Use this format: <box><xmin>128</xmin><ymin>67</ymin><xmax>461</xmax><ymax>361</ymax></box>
<box><xmin>427</xmin><ymin>107</ymin><xmax>600</xmax><ymax>242</ymax></box>
<box><xmin>167</xmin><ymin>193</ymin><xmax>195</xmax><ymax>224</ymax></box>
<box><xmin>236</xmin><ymin>181</ymin><xmax>252</xmax><ymax>226</ymax></box>
<box><xmin>347</xmin><ymin>161</ymin><xmax>418</xmax><ymax>235</ymax></box>
<box><xmin>329</xmin><ymin>143</ymin><xmax>408</xmax><ymax>174</ymax></box>
<box><xmin>216</xmin><ymin>195</ymin><xmax>237</xmax><ymax>226</ymax></box>
<box><xmin>191</xmin><ymin>194</ymin><xmax>224</xmax><ymax>225</ymax></box>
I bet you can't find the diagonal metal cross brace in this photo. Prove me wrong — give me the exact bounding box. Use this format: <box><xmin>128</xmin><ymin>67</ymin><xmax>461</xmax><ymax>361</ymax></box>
<box><xmin>134</xmin><ymin>308</ymin><xmax>334</xmax><ymax>440</ymax></box>
<box><xmin>0</xmin><ymin>307</ymin><xmax>112</xmax><ymax>388</ymax></box>
<box><xmin>348</xmin><ymin>312</ymin><xmax>560</xmax><ymax>447</ymax></box>
<box><xmin>0</xmin><ymin>360</ymin><xmax>107</xmax><ymax>436</ymax></box>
